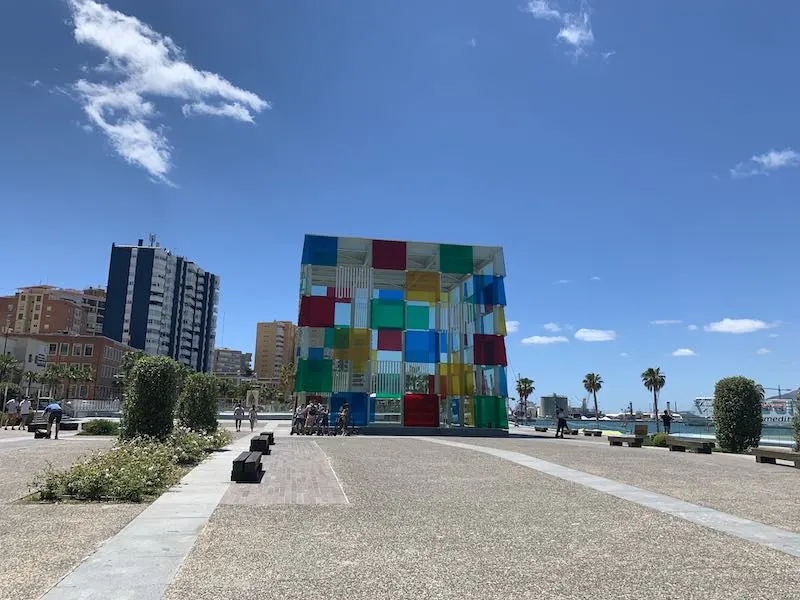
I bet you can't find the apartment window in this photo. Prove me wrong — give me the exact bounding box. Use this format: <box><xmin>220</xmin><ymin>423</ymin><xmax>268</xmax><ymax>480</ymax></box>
<box><xmin>79</xmin><ymin>385</ymin><xmax>88</xmax><ymax>398</ymax></box>
<box><xmin>48</xmin><ymin>343</ymin><xmax>57</xmax><ymax>355</ymax></box>
<box><xmin>60</xmin><ymin>343</ymin><xmax>69</xmax><ymax>356</ymax></box>
<box><xmin>43</xmin><ymin>324</ymin><xmax>49</xmax><ymax>330</ymax></box>
<box><xmin>36</xmin><ymin>295</ymin><xmax>41</xmax><ymax>301</ymax></box>
<box><xmin>73</xmin><ymin>343</ymin><xmax>82</xmax><ymax>356</ymax></box>
<box><xmin>17</xmin><ymin>313</ymin><xmax>23</xmax><ymax>320</ymax></box>
<box><xmin>46</xmin><ymin>306</ymin><xmax>51</xmax><ymax>312</ymax></box>
<box><xmin>84</xmin><ymin>344</ymin><xmax>94</xmax><ymax>357</ymax></box>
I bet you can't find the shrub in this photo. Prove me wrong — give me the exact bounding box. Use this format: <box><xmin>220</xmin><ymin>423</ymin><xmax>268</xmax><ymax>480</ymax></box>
<box><xmin>713</xmin><ymin>376</ymin><xmax>763</xmax><ymax>453</ymax></box>
<box><xmin>121</xmin><ymin>355</ymin><xmax>180</xmax><ymax>440</ymax></box>
<box><xmin>792</xmin><ymin>411</ymin><xmax>800</xmax><ymax>452</ymax></box>
<box><xmin>650</xmin><ymin>432</ymin><xmax>669</xmax><ymax>447</ymax></box>
<box><xmin>80</xmin><ymin>419</ymin><xmax>120</xmax><ymax>436</ymax></box>
<box><xmin>177</xmin><ymin>373</ymin><xmax>219</xmax><ymax>433</ymax></box>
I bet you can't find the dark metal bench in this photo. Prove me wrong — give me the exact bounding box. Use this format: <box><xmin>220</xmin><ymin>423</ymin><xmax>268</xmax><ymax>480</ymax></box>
<box><xmin>565</xmin><ymin>429</ymin><xmax>578</xmax><ymax>435</ymax></box>
<box><xmin>260</xmin><ymin>431</ymin><xmax>275</xmax><ymax>446</ymax></box>
<box><xmin>231</xmin><ymin>451</ymin><xmax>263</xmax><ymax>483</ymax></box>
<box><xmin>249</xmin><ymin>436</ymin><xmax>272</xmax><ymax>454</ymax></box>
<box><xmin>28</xmin><ymin>420</ymin><xmax>80</xmax><ymax>433</ymax></box>
<box><xmin>751</xmin><ymin>447</ymin><xmax>800</xmax><ymax>468</ymax></box>
<box><xmin>666</xmin><ymin>436</ymin><xmax>714</xmax><ymax>454</ymax></box>
<box><xmin>608</xmin><ymin>435</ymin><xmax>643</xmax><ymax>448</ymax></box>
<box><xmin>534</xmin><ymin>426</ymin><xmax>548</xmax><ymax>432</ymax></box>
<box><xmin>584</xmin><ymin>429</ymin><xmax>602</xmax><ymax>437</ymax></box>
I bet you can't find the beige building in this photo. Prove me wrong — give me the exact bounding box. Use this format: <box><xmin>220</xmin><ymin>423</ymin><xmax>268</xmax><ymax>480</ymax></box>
<box><xmin>254</xmin><ymin>321</ymin><xmax>296</xmax><ymax>384</ymax></box>
<box><xmin>0</xmin><ymin>286</ymin><xmax>106</xmax><ymax>336</ymax></box>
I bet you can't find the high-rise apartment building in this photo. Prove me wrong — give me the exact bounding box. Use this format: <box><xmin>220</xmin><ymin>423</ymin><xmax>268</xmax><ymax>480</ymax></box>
<box><xmin>254</xmin><ymin>321</ymin><xmax>296</xmax><ymax>384</ymax></box>
<box><xmin>212</xmin><ymin>347</ymin><xmax>252</xmax><ymax>375</ymax></box>
<box><xmin>102</xmin><ymin>238</ymin><xmax>219</xmax><ymax>372</ymax></box>
<box><xmin>0</xmin><ymin>286</ymin><xmax>106</xmax><ymax>336</ymax></box>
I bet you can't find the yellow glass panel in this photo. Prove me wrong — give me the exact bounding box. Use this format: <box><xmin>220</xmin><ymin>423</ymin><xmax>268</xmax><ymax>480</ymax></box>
<box><xmin>407</xmin><ymin>271</ymin><xmax>440</xmax><ymax>302</ymax></box>
<box><xmin>349</xmin><ymin>328</ymin><xmax>370</xmax><ymax>362</ymax></box>
<box><xmin>495</xmin><ymin>306</ymin><xmax>507</xmax><ymax>336</ymax></box>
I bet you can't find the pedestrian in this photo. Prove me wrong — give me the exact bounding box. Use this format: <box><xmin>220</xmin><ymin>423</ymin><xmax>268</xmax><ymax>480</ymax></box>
<box><xmin>43</xmin><ymin>401</ymin><xmax>63</xmax><ymax>439</ymax></box>
<box><xmin>248</xmin><ymin>405</ymin><xmax>259</xmax><ymax>432</ymax></box>
<box><xmin>661</xmin><ymin>409</ymin><xmax>672</xmax><ymax>434</ymax></box>
<box><xmin>305</xmin><ymin>401</ymin><xmax>318</xmax><ymax>435</ymax></box>
<box><xmin>292</xmin><ymin>402</ymin><xmax>307</xmax><ymax>435</ymax></box>
<box><xmin>18</xmin><ymin>397</ymin><xmax>32</xmax><ymax>430</ymax></box>
<box><xmin>233</xmin><ymin>402</ymin><xmax>245</xmax><ymax>432</ymax></box>
<box><xmin>337</xmin><ymin>402</ymin><xmax>350</xmax><ymax>436</ymax></box>
<box><xmin>555</xmin><ymin>407</ymin><xmax>568</xmax><ymax>438</ymax></box>
<box><xmin>3</xmin><ymin>397</ymin><xmax>19</xmax><ymax>430</ymax></box>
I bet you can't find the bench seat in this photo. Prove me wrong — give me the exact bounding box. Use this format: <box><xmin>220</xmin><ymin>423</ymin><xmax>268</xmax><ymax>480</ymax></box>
<box><xmin>666</xmin><ymin>436</ymin><xmax>714</xmax><ymax>454</ymax></box>
<box><xmin>751</xmin><ymin>447</ymin><xmax>800</xmax><ymax>468</ymax></box>
<box><xmin>231</xmin><ymin>451</ymin><xmax>263</xmax><ymax>483</ymax></box>
<box><xmin>584</xmin><ymin>429</ymin><xmax>602</xmax><ymax>437</ymax></box>
<box><xmin>608</xmin><ymin>435</ymin><xmax>643</xmax><ymax>448</ymax></box>
<box><xmin>534</xmin><ymin>426</ymin><xmax>548</xmax><ymax>432</ymax></box>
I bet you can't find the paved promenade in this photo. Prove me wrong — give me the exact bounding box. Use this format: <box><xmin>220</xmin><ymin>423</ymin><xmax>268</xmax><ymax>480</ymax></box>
<box><xmin>3</xmin><ymin>424</ymin><xmax>800</xmax><ymax>599</ymax></box>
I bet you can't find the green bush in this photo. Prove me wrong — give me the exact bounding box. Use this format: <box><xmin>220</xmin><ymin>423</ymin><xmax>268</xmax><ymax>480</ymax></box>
<box><xmin>33</xmin><ymin>428</ymin><xmax>232</xmax><ymax>503</ymax></box>
<box><xmin>121</xmin><ymin>356</ymin><xmax>181</xmax><ymax>440</ymax></box>
<box><xmin>177</xmin><ymin>373</ymin><xmax>219</xmax><ymax>433</ymax></box>
<box><xmin>792</xmin><ymin>412</ymin><xmax>800</xmax><ymax>452</ymax></box>
<box><xmin>713</xmin><ymin>376</ymin><xmax>763</xmax><ymax>453</ymax></box>
<box><xmin>650</xmin><ymin>432</ymin><xmax>669</xmax><ymax>447</ymax></box>
<box><xmin>79</xmin><ymin>419</ymin><xmax>120</xmax><ymax>436</ymax></box>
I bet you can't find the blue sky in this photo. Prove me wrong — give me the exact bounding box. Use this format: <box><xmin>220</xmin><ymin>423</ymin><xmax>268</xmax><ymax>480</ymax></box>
<box><xmin>1</xmin><ymin>0</ymin><xmax>797</xmax><ymax>411</ymax></box>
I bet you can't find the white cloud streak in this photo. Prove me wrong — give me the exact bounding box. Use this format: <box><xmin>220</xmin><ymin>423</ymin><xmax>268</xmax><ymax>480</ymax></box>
<box><xmin>620</xmin><ymin>352</ymin><xmax>629</xmax><ymax>357</ymax></box>
<box><xmin>768</xmin><ymin>333</ymin><xmax>779</xmax><ymax>339</ymax></box>
<box><xmin>68</xmin><ymin>0</ymin><xmax>269</xmax><ymax>184</ymax></box>
<box><xmin>704</xmin><ymin>318</ymin><xmax>777</xmax><ymax>334</ymax></box>
<box><xmin>574</xmin><ymin>328</ymin><xmax>616</xmax><ymax>342</ymax></box>
<box><xmin>650</xmin><ymin>319</ymin><xmax>682</xmax><ymax>326</ymax></box>
<box><xmin>555</xmin><ymin>279</ymin><xmax>572</xmax><ymax>285</ymax></box>
<box><xmin>543</xmin><ymin>322</ymin><xmax>561</xmax><ymax>332</ymax></box>
<box><xmin>590</xmin><ymin>276</ymin><xmax>601</xmax><ymax>281</ymax></box>
<box><xmin>522</xmin><ymin>335</ymin><xmax>569</xmax><ymax>345</ymax></box>
<box><xmin>730</xmin><ymin>148</ymin><xmax>800</xmax><ymax>178</ymax></box>
<box><xmin>506</xmin><ymin>320</ymin><xmax>520</xmax><ymax>334</ymax></box>
<box><xmin>672</xmin><ymin>348</ymin><xmax>696</xmax><ymax>357</ymax></box>
<box><xmin>524</xmin><ymin>0</ymin><xmax>595</xmax><ymax>57</ymax></box>
<box><xmin>756</xmin><ymin>348</ymin><xmax>771</xmax><ymax>355</ymax></box>
<box><xmin>688</xmin><ymin>324</ymin><xmax>698</xmax><ymax>331</ymax></box>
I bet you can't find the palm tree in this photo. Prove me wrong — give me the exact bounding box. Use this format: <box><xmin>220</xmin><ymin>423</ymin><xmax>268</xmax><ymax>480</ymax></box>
<box><xmin>515</xmin><ymin>377</ymin><xmax>534</xmax><ymax>425</ymax></box>
<box><xmin>641</xmin><ymin>367</ymin><xmax>666</xmax><ymax>432</ymax></box>
<box><xmin>41</xmin><ymin>364</ymin><xmax>62</xmax><ymax>398</ymax></box>
<box><xmin>0</xmin><ymin>354</ymin><xmax>20</xmax><ymax>384</ymax></box>
<box><xmin>22</xmin><ymin>370</ymin><xmax>39</xmax><ymax>397</ymax></box>
<box><xmin>583</xmin><ymin>373</ymin><xmax>604</xmax><ymax>427</ymax></box>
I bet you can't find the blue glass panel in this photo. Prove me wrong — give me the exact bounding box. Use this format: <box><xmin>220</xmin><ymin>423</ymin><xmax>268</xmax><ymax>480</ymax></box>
<box><xmin>301</xmin><ymin>235</ymin><xmax>338</xmax><ymax>266</ymax></box>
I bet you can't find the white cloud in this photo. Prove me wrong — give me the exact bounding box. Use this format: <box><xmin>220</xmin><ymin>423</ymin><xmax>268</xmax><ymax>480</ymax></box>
<box><xmin>768</xmin><ymin>333</ymin><xmax>779</xmax><ymax>339</ymax></box>
<box><xmin>523</xmin><ymin>0</ymin><xmax>561</xmax><ymax>20</ymax></box>
<box><xmin>730</xmin><ymin>148</ymin><xmax>800</xmax><ymax>178</ymax></box>
<box><xmin>555</xmin><ymin>279</ymin><xmax>572</xmax><ymax>284</ymax></box>
<box><xmin>756</xmin><ymin>348</ymin><xmax>771</xmax><ymax>355</ymax></box>
<box><xmin>619</xmin><ymin>352</ymin><xmax>629</xmax><ymax>357</ymax></box>
<box><xmin>672</xmin><ymin>348</ymin><xmax>696</xmax><ymax>357</ymax></box>
<box><xmin>522</xmin><ymin>335</ymin><xmax>569</xmax><ymax>345</ymax></box>
<box><xmin>688</xmin><ymin>324</ymin><xmax>698</xmax><ymax>331</ymax></box>
<box><xmin>524</xmin><ymin>0</ymin><xmax>595</xmax><ymax>57</ymax></box>
<box><xmin>543</xmin><ymin>322</ymin><xmax>561</xmax><ymax>332</ymax></box>
<box><xmin>506</xmin><ymin>320</ymin><xmax>520</xmax><ymax>334</ymax></box>
<box><xmin>469</xmin><ymin>37</ymin><xmax>477</xmax><ymax>47</ymax></box>
<box><xmin>602</xmin><ymin>50</ymin><xmax>615</xmax><ymax>61</ymax></box>
<box><xmin>29</xmin><ymin>79</ymin><xmax>42</xmax><ymax>88</ymax></box>
<box><xmin>650</xmin><ymin>319</ymin><xmax>682</xmax><ymax>326</ymax></box>
<box><xmin>574</xmin><ymin>328</ymin><xmax>616</xmax><ymax>342</ymax></box>
<box><xmin>704</xmin><ymin>318</ymin><xmax>777</xmax><ymax>334</ymax></box>
<box><xmin>590</xmin><ymin>276</ymin><xmax>601</xmax><ymax>281</ymax></box>
<box><xmin>68</xmin><ymin>0</ymin><xmax>269</xmax><ymax>184</ymax></box>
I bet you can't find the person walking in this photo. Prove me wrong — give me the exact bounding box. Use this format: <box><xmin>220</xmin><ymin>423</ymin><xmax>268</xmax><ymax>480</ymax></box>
<box><xmin>661</xmin><ymin>409</ymin><xmax>673</xmax><ymax>435</ymax></box>
<box><xmin>3</xmin><ymin>397</ymin><xmax>18</xmax><ymax>430</ymax></box>
<box><xmin>43</xmin><ymin>401</ymin><xmax>63</xmax><ymax>439</ymax></box>
<box><xmin>337</xmin><ymin>402</ymin><xmax>350</xmax><ymax>436</ymax></box>
<box><xmin>18</xmin><ymin>397</ymin><xmax>31</xmax><ymax>430</ymax></box>
<box><xmin>248</xmin><ymin>405</ymin><xmax>259</xmax><ymax>432</ymax></box>
<box><xmin>233</xmin><ymin>402</ymin><xmax>245</xmax><ymax>432</ymax></box>
<box><xmin>555</xmin><ymin>407</ymin><xmax>568</xmax><ymax>438</ymax></box>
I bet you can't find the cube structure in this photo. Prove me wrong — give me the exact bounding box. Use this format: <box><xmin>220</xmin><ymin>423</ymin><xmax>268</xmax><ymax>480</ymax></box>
<box><xmin>295</xmin><ymin>235</ymin><xmax>509</xmax><ymax>429</ymax></box>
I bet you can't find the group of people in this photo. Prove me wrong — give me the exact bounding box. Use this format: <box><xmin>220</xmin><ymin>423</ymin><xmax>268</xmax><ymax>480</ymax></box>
<box><xmin>292</xmin><ymin>400</ymin><xmax>350</xmax><ymax>436</ymax></box>
<box><xmin>232</xmin><ymin>403</ymin><xmax>259</xmax><ymax>432</ymax></box>
<box><xmin>3</xmin><ymin>397</ymin><xmax>64</xmax><ymax>439</ymax></box>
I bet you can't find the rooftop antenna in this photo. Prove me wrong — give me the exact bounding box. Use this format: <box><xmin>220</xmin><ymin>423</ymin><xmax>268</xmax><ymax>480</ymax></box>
<box><xmin>148</xmin><ymin>233</ymin><xmax>157</xmax><ymax>247</ymax></box>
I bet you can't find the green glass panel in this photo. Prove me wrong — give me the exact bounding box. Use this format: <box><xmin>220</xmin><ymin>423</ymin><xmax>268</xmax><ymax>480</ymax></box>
<box><xmin>333</xmin><ymin>327</ymin><xmax>350</xmax><ymax>349</ymax></box>
<box><xmin>295</xmin><ymin>359</ymin><xmax>333</xmax><ymax>393</ymax></box>
<box><xmin>406</xmin><ymin>305</ymin><xmax>430</xmax><ymax>330</ymax></box>
<box><xmin>440</xmin><ymin>244</ymin><xmax>474</xmax><ymax>274</ymax></box>
<box><xmin>474</xmin><ymin>395</ymin><xmax>507</xmax><ymax>429</ymax></box>
<box><xmin>370</xmin><ymin>299</ymin><xmax>405</xmax><ymax>330</ymax></box>
<box><xmin>324</xmin><ymin>328</ymin><xmax>335</xmax><ymax>348</ymax></box>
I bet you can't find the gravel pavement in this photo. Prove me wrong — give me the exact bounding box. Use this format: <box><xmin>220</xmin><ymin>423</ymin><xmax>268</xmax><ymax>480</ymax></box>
<box><xmin>163</xmin><ymin>437</ymin><xmax>800</xmax><ymax>600</ymax></box>
<box><xmin>467</xmin><ymin>436</ymin><xmax>800</xmax><ymax>533</ymax></box>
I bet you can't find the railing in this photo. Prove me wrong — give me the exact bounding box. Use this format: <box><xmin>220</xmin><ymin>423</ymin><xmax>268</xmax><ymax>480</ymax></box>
<box><xmin>63</xmin><ymin>399</ymin><xmax>122</xmax><ymax>418</ymax></box>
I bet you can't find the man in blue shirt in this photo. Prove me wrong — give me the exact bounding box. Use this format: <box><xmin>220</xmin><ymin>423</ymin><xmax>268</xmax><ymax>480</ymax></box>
<box><xmin>43</xmin><ymin>402</ymin><xmax>63</xmax><ymax>440</ymax></box>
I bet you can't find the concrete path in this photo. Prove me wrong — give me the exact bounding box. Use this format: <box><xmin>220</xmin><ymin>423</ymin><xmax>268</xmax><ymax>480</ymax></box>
<box><xmin>40</xmin><ymin>427</ymin><xmax>273</xmax><ymax>600</ymax></box>
<box><xmin>421</xmin><ymin>437</ymin><xmax>800</xmax><ymax>558</ymax></box>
